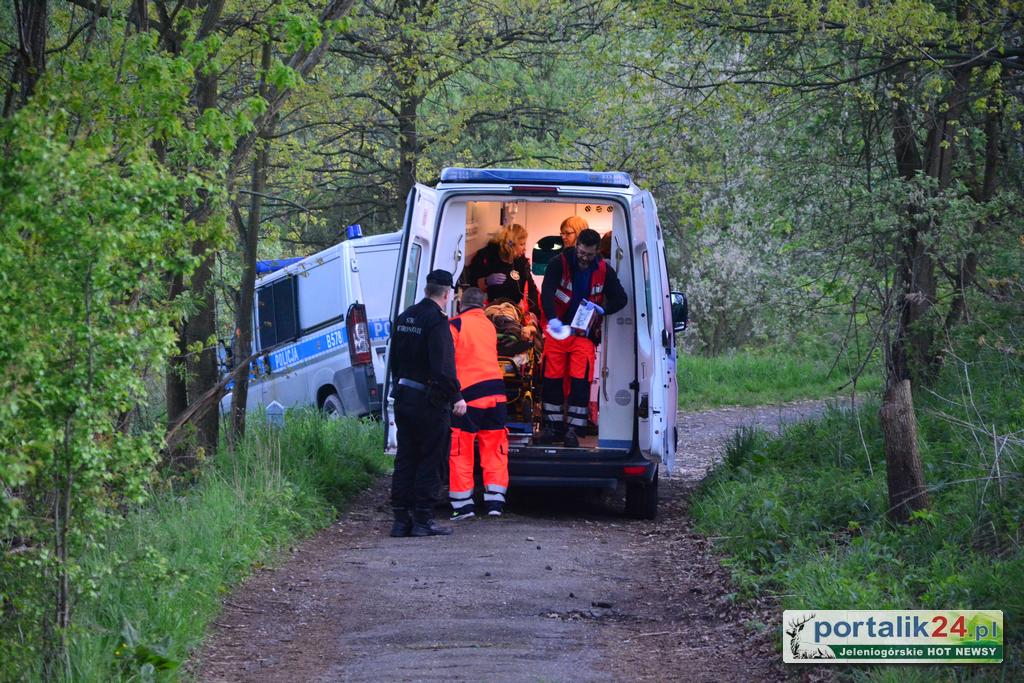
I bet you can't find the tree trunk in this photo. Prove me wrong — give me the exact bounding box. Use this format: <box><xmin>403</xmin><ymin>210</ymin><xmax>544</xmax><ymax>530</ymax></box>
<box><xmin>3</xmin><ymin>0</ymin><xmax>47</xmax><ymax>118</ymax></box>
<box><xmin>163</xmin><ymin>3</ymin><xmax>226</xmax><ymax>467</ymax></box>
<box><xmin>175</xmin><ymin>55</ymin><xmax>223</xmax><ymax>460</ymax></box>
<box><xmin>947</xmin><ymin>101</ymin><xmax>1001</xmax><ymax>328</ymax></box>
<box><xmin>878</xmin><ymin>379</ymin><xmax>930</xmax><ymax>524</ymax></box>
<box><xmin>397</xmin><ymin>93</ymin><xmax>419</xmax><ymax>219</ymax></box>
<box><xmin>230</xmin><ymin>42</ymin><xmax>274</xmax><ymax>443</ymax></box>
<box><xmin>164</xmin><ymin>271</ymin><xmax>191</xmax><ymax>467</ymax></box>
<box><xmin>185</xmin><ymin>246</ymin><xmax>220</xmax><ymax>456</ymax></box>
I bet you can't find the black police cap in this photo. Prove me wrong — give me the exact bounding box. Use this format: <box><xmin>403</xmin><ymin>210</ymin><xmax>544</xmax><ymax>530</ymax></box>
<box><xmin>426</xmin><ymin>269</ymin><xmax>454</xmax><ymax>287</ymax></box>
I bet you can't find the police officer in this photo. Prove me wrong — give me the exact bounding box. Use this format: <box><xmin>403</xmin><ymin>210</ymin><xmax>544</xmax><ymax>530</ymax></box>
<box><xmin>388</xmin><ymin>269</ymin><xmax>468</xmax><ymax>537</ymax></box>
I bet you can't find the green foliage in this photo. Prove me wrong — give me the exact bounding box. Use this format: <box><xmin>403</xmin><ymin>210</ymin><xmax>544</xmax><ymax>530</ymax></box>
<box><xmin>1</xmin><ymin>413</ymin><xmax>386</xmax><ymax>681</ymax></box>
<box><xmin>693</xmin><ymin>321</ymin><xmax>1024</xmax><ymax>680</ymax></box>
<box><xmin>278</xmin><ymin>0</ymin><xmax>604</xmax><ymax>239</ymax></box>
<box><xmin>0</xmin><ymin>23</ymin><xmax>225</xmax><ymax>677</ymax></box>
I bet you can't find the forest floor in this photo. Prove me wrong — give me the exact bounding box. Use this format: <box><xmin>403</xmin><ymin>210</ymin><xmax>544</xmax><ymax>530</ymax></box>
<box><xmin>194</xmin><ymin>399</ymin><xmax>843</xmax><ymax>682</ymax></box>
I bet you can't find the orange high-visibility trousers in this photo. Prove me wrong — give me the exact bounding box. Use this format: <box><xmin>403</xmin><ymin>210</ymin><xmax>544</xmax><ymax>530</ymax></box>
<box><xmin>449</xmin><ymin>395</ymin><xmax>509</xmax><ymax>513</ymax></box>
<box><xmin>542</xmin><ymin>333</ymin><xmax>595</xmax><ymax>429</ymax></box>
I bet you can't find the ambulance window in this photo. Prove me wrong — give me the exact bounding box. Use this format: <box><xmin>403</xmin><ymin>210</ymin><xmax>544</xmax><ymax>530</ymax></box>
<box><xmin>403</xmin><ymin>242</ymin><xmax>423</xmax><ymax>310</ymax></box>
<box><xmin>642</xmin><ymin>251</ymin><xmax>653</xmax><ymax>333</ymax></box>
<box><xmin>355</xmin><ymin>246</ymin><xmax>398</xmax><ymax>324</ymax></box>
<box><xmin>256</xmin><ymin>276</ymin><xmax>298</xmax><ymax>350</ymax></box>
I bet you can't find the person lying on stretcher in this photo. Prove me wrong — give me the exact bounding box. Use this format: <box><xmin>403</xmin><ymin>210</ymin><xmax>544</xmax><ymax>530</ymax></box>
<box><xmin>484</xmin><ymin>300</ymin><xmax>541</xmax><ymax>361</ymax></box>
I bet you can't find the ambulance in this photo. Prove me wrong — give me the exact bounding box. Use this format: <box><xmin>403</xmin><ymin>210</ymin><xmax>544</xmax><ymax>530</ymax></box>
<box><xmin>222</xmin><ymin>229</ymin><xmax>401</xmax><ymax>418</ymax></box>
<box><xmin>385</xmin><ymin>168</ymin><xmax>687</xmax><ymax>518</ymax></box>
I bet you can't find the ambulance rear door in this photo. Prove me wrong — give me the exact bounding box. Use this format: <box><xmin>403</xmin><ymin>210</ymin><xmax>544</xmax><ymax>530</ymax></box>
<box><xmin>649</xmin><ymin>198</ymin><xmax>677</xmax><ymax>472</ymax></box>
<box><xmin>628</xmin><ymin>190</ymin><xmax>674</xmax><ymax>471</ymax></box>
<box><xmin>384</xmin><ymin>184</ymin><xmax>439</xmax><ymax>452</ymax></box>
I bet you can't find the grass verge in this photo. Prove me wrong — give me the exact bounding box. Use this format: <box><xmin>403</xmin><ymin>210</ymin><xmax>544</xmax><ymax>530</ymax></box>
<box><xmin>691</xmin><ymin>343</ymin><xmax>1022</xmax><ymax>680</ymax></box>
<box><xmin>678</xmin><ymin>342</ymin><xmax>882</xmax><ymax>411</ymax></box>
<box><xmin>64</xmin><ymin>412</ymin><xmax>388</xmax><ymax>682</ymax></box>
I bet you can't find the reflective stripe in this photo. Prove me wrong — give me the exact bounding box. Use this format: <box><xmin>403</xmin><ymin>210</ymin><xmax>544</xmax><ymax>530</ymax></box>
<box><xmin>449</xmin><ymin>489</ymin><xmax>474</xmax><ymax>500</ymax></box>
<box><xmin>483</xmin><ymin>492</ymin><xmax>506</xmax><ymax>502</ymax></box>
<box><xmin>542</xmin><ymin>403</ymin><xmax>563</xmax><ymax>413</ymax></box>
<box><xmin>567</xmin><ymin>405</ymin><xmax>588</xmax><ymax>415</ymax></box>
<box><xmin>545</xmin><ymin>414</ymin><xmax>564</xmax><ymax>422</ymax></box>
<box><xmin>566</xmin><ymin>416</ymin><xmax>588</xmax><ymax>427</ymax></box>
<box><xmin>450</xmin><ymin>498</ymin><xmax>475</xmax><ymax>509</ymax></box>
<box><xmin>485</xmin><ymin>484</ymin><xmax>508</xmax><ymax>494</ymax></box>
<box><xmin>398</xmin><ymin>378</ymin><xmax>426</xmax><ymax>391</ymax></box>
<box><xmin>554</xmin><ymin>289</ymin><xmax>571</xmax><ymax>303</ymax></box>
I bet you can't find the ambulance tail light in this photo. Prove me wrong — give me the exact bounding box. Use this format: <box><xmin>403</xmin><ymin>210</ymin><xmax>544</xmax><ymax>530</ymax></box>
<box><xmin>346</xmin><ymin>304</ymin><xmax>372</xmax><ymax>366</ymax></box>
<box><xmin>623</xmin><ymin>466</ymin><xmax>647</xmax><ymax>476</ymax></box>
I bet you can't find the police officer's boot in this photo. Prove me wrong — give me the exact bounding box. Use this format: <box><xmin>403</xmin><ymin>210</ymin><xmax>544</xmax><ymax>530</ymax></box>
<box><xmin>390</xmin><ymin>507</ymin><xmax>413</xmax><ymax>537</ymax></box>
<box><xmin>410</xmin><ymin>507</ymin><xmax>453</xmax><ymax>536</ymax></box>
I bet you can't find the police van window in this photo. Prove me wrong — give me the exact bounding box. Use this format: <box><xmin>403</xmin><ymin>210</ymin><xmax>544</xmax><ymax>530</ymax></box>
<box><xmin>256</xmin><ymin>276</ymin><xmax>299</xmax><ymax>349</ymax></box>
<box><xmin>403</xmin><ymin>242</ymin><xmax>423</xmax><ymax>310</ymax></box>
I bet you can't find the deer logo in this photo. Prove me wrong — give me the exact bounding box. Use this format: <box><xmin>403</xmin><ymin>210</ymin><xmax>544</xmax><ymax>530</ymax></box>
<box><xmin>786</xmin><ymin>613</ymin><xmax>836</xmax><ymax>659</ymax></box>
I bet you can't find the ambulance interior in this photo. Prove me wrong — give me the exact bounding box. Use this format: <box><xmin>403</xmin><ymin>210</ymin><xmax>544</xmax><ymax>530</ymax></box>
<box><xmin>436</xmin><ymin>198</ymin><xmax>636</xmax><ymax>451</ymax></box>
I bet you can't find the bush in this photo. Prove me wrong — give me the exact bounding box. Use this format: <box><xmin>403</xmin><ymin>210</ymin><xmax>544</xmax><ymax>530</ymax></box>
<box><xmin>1</xmin><ymin>412</ymin><xmax>387</xmax><ymax>682</ymax></box>
<box><xmin>693</xmin><ymin>339</ymin><xmax>1023</xmax><ymax>680</ymax></box>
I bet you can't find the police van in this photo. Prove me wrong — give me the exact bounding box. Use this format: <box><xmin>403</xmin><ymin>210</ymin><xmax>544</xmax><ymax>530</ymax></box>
<box><xmin>223</xmin><ymin>229</ymin><xmax>401</xmax><ymax>418</ymax></box>
<box><xmin>385</xmin><ymin>168</ymin><xmax>687</xmax><ymax>518</ymax></box>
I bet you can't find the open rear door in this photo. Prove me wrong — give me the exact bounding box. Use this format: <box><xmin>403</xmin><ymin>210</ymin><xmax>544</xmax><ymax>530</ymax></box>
<box><xmin>649</xmin><ymin>197</ymin><xmax>677</xmax><ymax>473</ymax></box>
<box><xmin>383</xmin><ymin>184</ymin><xmax>438</xmax><ymax>452</ymax></box>
<box><xmin>629</xmin><ymin>192</ymin><xmax>674</xmax><ymax>471</ymax></box>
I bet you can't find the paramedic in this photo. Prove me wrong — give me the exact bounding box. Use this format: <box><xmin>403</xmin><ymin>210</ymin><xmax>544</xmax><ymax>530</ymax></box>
<box><xmin>466</xmin><ymin>223</ymin><xmax>539</xmax><ymax>317</ymax></box>
<box><xmin>559</xmin><ymin>215</ymin><xmax>586</xmax><ymax>249</ymax></box>
<box><xmin>388</xmin><ymin>269</ymin><xmax>467</xmax><ymax>537</ymax></box>
<box><xmin>448</xmin><ymin>287</ymin><xmax>509</xmax><ymax>519</ymax></box>
<box><xmin>539</xmin><ymin>228</ymin><xmax>628</xmax><ymax>447</ymax></box>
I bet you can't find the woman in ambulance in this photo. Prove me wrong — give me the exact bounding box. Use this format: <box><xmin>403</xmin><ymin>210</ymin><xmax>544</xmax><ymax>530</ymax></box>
<box><xmin>559</xmin><ymin>215</ymin><xmax>586</xmax><ymax>249</ymax></box>
<box><xmin>465</xmin><ymin>223</ymin><xmax>540</xmax><ymax>318</ymax></box>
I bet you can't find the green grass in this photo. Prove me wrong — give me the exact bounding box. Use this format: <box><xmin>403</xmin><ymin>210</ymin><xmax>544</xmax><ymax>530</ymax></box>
<box><xmin>57</xmin><ymin>412</ymin><xmax>388</xmax><ymax>682</ymax></box>
<box><xmin>678</xmin><ymin>342</ymin><xmax>882</xmax><ymax>410</ymax></box>
<box><xmin>692</xmin><ymin>339</ymin><xmax>1024</xmax><ymax>681</ymax></box>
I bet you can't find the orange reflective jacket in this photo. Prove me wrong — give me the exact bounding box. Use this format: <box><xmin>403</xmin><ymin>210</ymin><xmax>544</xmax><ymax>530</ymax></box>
<box><xmin>449</xmin><ymin>308</ymin><xmax>505</xmax><ymax>402</ymax></box>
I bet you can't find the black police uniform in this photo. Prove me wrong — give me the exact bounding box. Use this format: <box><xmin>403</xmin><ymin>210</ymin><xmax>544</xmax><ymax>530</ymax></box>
<box><xmin>388</xmin><ymin>270</ymin><xmax>462</xmax><ymax>536</ymax></box>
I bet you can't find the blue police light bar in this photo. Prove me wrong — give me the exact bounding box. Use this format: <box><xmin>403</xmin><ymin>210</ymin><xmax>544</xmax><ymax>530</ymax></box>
<box><xmin>346</xmin><ymin>223</ymin><xmax>363</xmax><ymax>239</ymax></box>
<box><xmin>439</xmin><ymin>167</ymin><xmax>632</xmax><ymax>188</ymax></box>
<box><xmin>256</xmin><ymin>257</ymin><xmax>303</xmax><ymax>274</ymax></box>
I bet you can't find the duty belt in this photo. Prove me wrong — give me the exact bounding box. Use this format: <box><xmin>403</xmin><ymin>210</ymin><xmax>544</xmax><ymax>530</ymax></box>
<box><xmin>398</xmin><ymin>378</ymin><xmax>427</xmax><ymax>391</ymax></box>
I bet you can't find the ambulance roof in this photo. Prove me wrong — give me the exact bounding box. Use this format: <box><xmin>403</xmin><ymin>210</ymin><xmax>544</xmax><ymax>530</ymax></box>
<box><xmin>438</xmin><ymin>167</ymin><xmax>635</xmax><ymax>190</ymax></box>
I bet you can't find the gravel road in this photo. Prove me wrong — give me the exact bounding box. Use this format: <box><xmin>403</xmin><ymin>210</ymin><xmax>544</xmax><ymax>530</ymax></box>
<box><xmin>195</xmin><ymin>399</ymin><xmax>842</xmax><ymax>682</ymax></box>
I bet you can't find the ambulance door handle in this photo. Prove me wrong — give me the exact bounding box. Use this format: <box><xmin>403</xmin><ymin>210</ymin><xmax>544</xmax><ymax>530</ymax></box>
<box><xmin>641</xmin><ymin>361</ymin><xmax>646</xmax><ymax>380</ymax></box>
<box><xmin>601</xmin><ymin>365</ymin><xmax>609</xmax><ymax>401</ymax></box>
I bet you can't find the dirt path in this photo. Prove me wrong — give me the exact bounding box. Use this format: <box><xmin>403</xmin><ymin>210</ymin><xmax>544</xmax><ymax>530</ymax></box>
<box><xmin>195</xmin><ymin>399</ymin><xmax>840</xmax><ymax>682</ymax></box>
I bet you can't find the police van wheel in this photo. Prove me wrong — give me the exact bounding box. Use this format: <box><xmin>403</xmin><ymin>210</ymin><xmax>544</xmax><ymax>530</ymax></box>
<box><xmin>321</xmin><ymin>393</ymin><xmax>344</xmax><ymax>418</ymax></box>
<box><xmin>625</xmin><ymin>469</ymin><xmax>658</xmax><ymax>520</ymax></box>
